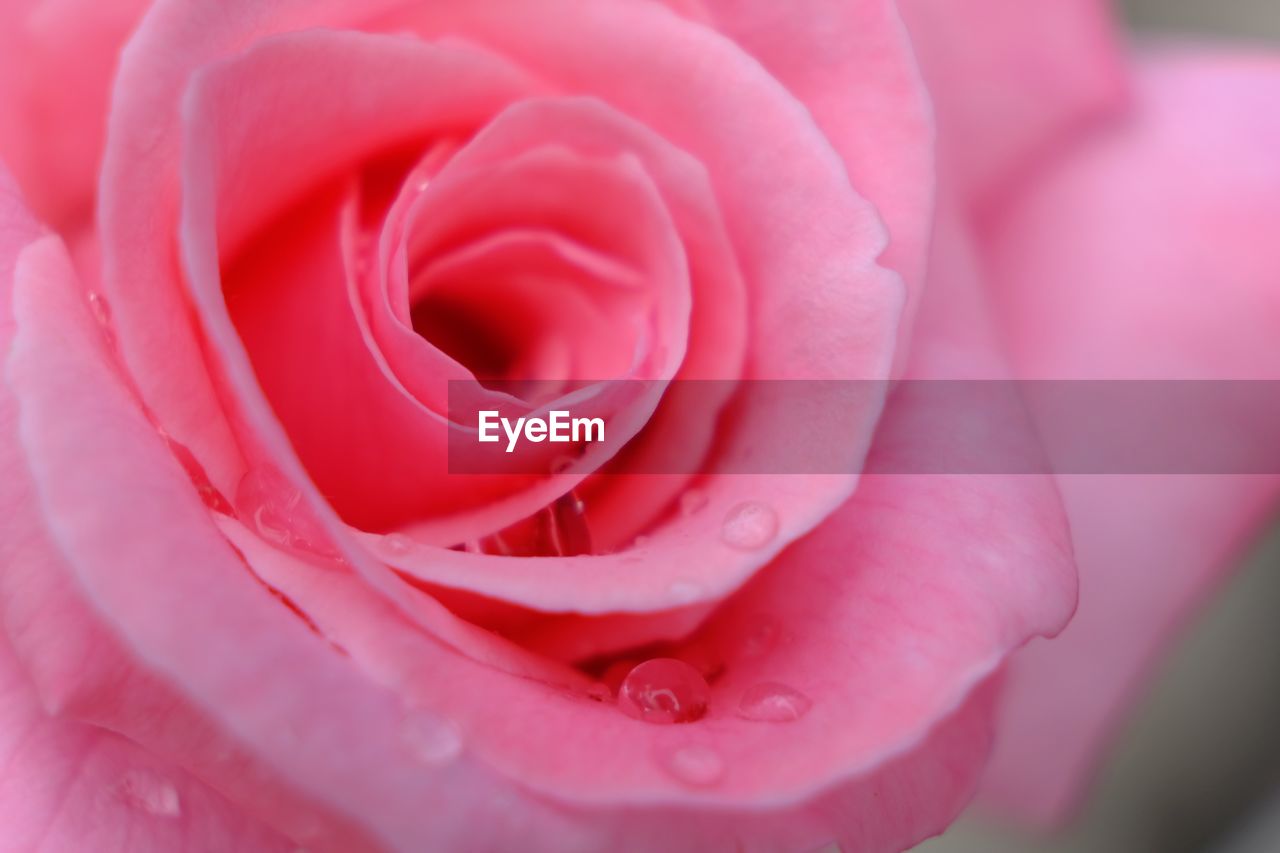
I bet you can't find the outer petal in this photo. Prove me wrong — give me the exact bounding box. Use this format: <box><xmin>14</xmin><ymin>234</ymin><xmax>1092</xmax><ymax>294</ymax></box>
<box><xmin>0</xmin><ymin>0</ymin><xmax>149</xmax><ymax>229</ymax></box>
<box><xmin>898</xmin><ymin>0</ymin><xmax>1128</xmax><ymax>203</ymax></box>
<box><xmin>0</xmin><ymin>639</ymin><xmax>290</xmax><ymax>852</ymax></box>
<box><xmin>979</xmin><ymin>51</ymin><xmax>1280</xmax><ymax>824</ymax></box>
<box><xmin>1</xmin><ymin>170</ymin><xmax>300</xmax><ymax>852</ymax></box>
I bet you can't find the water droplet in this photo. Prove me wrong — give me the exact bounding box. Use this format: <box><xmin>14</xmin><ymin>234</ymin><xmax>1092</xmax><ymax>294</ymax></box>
<box><xmin>679</xmin><ymin>489</ymin><xmax>708</xmax><ymax>517</ymax></box>
<box><xmin>400</xmin><ymin>709</ymin><xmax>463</xmax><ymax>765</ymax></box>
<box><xmin>668</xmin><ymin>580</ymin><xmax>701</xmax><ymax>604</ymax></box>
<box><xmin>546</xmin><ymin>490</ymin><xmax>592</xmax><ymax>556</ymax></box>
<box><xmin>236</xmin><ymin>467</ymin><xmax>339</xmax><ymax>560</ymax></box>
<box><xmin>618</xmin><ymin>658</ymin><xmax>710</xmax><ymax>724</ymax></box>
<box><xmin>660</xmin><ymin>745</ymin><xmax>724</xmax><ymax>787</ymax></box>
<box><xmin>86</xmin><ymin>291</ymin><xmax>117</xmax><ymax>347</ymax></box>
<box><xmin>720</xmin><ymin>502</ymin><xmax>778</xmax><ymax>551</ymax></box>
<box><xmin>740</xmin><ymin>620</ymin><xmax>778</xmax><ymax>659</ymax></box>
<box><xmin>736</xmin><ymin>683</ymin><xmax>812</xmax><ymax>722</ymax></box>
<box><xmin>117</xmin><ymin>769</ymin><xmax>181</xmax><ymax>817</ymax></box>
<box><xmin>87</xmin><ymin>291</ymin><xmax>111</xmax><ymax>326</ymax></box>
<box><xmin>384</xmin><ymin>533</ymin><xmax>414</xmax><ymax>556</ymax></box>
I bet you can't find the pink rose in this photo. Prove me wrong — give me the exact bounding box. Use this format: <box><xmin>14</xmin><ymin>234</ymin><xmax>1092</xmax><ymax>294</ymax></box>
<box><xmin>1</xmin><ymin>1</ymin><xmax>1277</xmax><ymax>851</ymax></box>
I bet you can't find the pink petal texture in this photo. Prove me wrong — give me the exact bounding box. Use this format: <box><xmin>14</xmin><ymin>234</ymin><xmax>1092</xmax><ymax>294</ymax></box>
<box><xmin>0</xmin><ymin>0</ymin><xmax>149</xmax><ymax>229</ymax></box>
<box><xmin>978</xmin><ymin>50</ymin><xmax>1280</xmax><ymax>824</ymax></box>
<box><xmin>671</xmin><ymin>0</ymin><xmax>934</xmax><ymax>341</ymax></box>
<box><xmin>1</xmin><ymin>171</ymin><xmax>339</xmax><ymax>851</ymax></box>
<box><xmin>0</xmin><ymin>640</ymin><xmax>290</xmax><ymax>853</ymax></box>
<box><xmin>898</xmin><ymin>0</ymin><xmax>1129</xmax><ymax>203</ymax></box>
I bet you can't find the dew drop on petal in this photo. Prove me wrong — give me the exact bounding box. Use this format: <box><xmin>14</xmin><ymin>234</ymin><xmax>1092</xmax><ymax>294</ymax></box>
<box><xmin>660</xmin><ymin>745</ymin><xmax>724</xmax><ymax>787</ymax></box>
<box><xmin>87</xmin><ymin>290</ymin><xmax>111</xmax><ymax>326</ymax></box>
<box><xmin>399</xmin><ymin>709</ymin><xmax>463</xmax><ymax>765</ymax></box>
<box><xmin>117</xmin><ymin>769</ymin><xmax>181</xmax><ymax>818</ymax></box>
<box><xmin>548</xmin><ymin>490</ymin><xmax>592</xmax><ymax>557</ymax></box>
<box><xmin>736</xmin><ymin>682</ymin><xmax>812</xmax><ymax>722</ymax></box>
<box><xmin>618</xmin><ymin>658</ymin><xmax>710</xmax><ymax>724</ymax></box>
<box><xmin>678</xmin><ymin>488</ymin><xmax>708</xmax><ymax>517</ymax></box>
<box><xmin>739</xmin><ymin>620</ymin><xmax>778</xmax><ymax>659</ymax></box>
<box><xmin>236</xmin><ymin>467</ymin><xmax>339</xmax><ymax>560</ymax></box>
<box><xmin>720</xmin><ymin>501</ymin><xmax>778</xmax><ymax>551</ymax></box>
<box><xmin>384</xmin><ymin>533</ymin><xmax>414</xmax><ymax>556</ymax></box>
<box><xmin>86</xmin><ymin>291</ymin><xmax>117</xmax><ymax>347</ymax></box>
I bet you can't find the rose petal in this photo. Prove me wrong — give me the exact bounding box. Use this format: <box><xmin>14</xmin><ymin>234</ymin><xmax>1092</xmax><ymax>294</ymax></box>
<box><xmin>0</xmin><ymin>639</ymin><xmax>291</xmax><ymax>852</ymax></box>
<box><xmin>1</xmin><ymin>171</ymin><xmax>376</xmax><ymax>852</ymax></box>
<box><xmin>899</xmin><ymin>0</ymin><xmax>1128</xmax><ymax>202</ymax></box>
<box><xmin>978</xmin><ymin>50</ymin><xmax>1280</xmax><ymax>824</ymax></box>
<box><xmin>0</xmin><ymin>0</ymin><xmax>149</xmax><ymax>228</ymax></box>
<box><xmin>681</xmin><ymin>0</ymin><xmax>934</xmax><ymax>353</ymax></box>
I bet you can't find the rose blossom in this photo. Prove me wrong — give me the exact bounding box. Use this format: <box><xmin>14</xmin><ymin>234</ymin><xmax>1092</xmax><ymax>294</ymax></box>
<box><xmin>1</xmin><ymin>1</ymin><xmax>1278</xmax><ymax>852</ymax></box>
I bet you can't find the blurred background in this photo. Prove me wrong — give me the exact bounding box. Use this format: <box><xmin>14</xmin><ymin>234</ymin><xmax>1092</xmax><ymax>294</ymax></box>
<box><xmin>918</xmin><ymin>3</ymin><xmax>1280</xmax><ymax>851</ymax></box>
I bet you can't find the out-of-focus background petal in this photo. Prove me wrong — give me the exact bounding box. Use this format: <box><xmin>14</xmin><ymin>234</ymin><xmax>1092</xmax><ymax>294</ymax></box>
<box><xmin>918</xmin><ymin>2</ymin><xmax>1280</xmax><ymax>851</ymax></box>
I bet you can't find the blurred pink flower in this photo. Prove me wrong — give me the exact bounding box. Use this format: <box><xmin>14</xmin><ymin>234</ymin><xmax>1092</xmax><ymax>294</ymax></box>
<box><xmin>0</xmin><ymin>1</ymin><xmax>1276</xmax><ymax>851</ymax></box>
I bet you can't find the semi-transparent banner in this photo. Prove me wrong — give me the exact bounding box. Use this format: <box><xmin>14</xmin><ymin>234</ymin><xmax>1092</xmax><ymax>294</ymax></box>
<box><xmin>445</xmin><ymin>380</ymin><xmax>1280</xmax><ymax>475</ymax></box>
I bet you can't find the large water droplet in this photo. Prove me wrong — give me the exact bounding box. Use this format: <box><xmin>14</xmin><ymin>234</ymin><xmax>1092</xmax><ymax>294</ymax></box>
<box><xmin>720</xmin><ymin>501</ymin><xmax>778</xmax><ymax>551</ymax></box>
<box><xmin>117</xmin><ymin>769</ymin><xmax>181</xmax><ymax>818</ymax></box>
<box><xmin>660</xmin><ymin>745</ymin><xmax>724</xmax><ymax>787</ymax></box>
<box><xmin>678</xmin><ymin>489</ymin><xmax>708</xmax><ymax>517</ymax></box>
<box><xmin>618</xmin><ymin>658</ymin><xmax>710</xmax><ymax>724</ymax></box>
<box><xmin>736</xmin><ymin>682</ymin><xmax>812</xmax><ymax>722</ymax></box>
<box><xmin>236</xmin><ymin>467</ymin><xmax>339</xmax><ymax>560</ymax></box>
<box><xmin>400</xmin><ymin>709</ymin><xmax>463</xmax><ymax>765</ymax></box>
